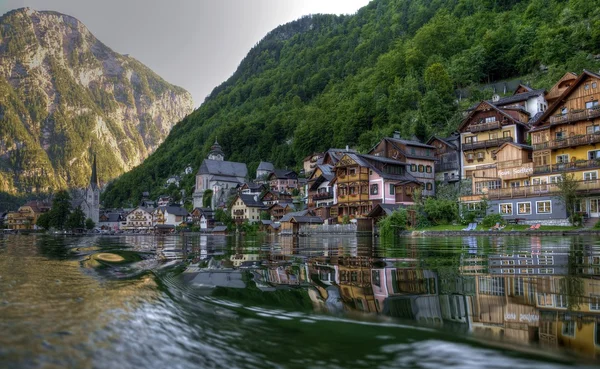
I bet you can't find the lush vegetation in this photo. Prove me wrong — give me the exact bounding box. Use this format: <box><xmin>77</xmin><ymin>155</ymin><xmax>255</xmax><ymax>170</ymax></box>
<box><xmin>102</xmin><ymin>0</ymin><xmax>600</xmax><ymax>207</ymax></box>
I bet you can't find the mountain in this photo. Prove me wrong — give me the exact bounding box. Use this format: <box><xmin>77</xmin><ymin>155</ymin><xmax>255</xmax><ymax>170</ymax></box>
<box><xmin>0</xmin><ymin>8</ymin><xmax>193</xmax><ymax>195</ymax></box>
<box><xmin>101</xmin><ymin>0</ymin><xmax>600</xmax><ymax>208</ymax></box>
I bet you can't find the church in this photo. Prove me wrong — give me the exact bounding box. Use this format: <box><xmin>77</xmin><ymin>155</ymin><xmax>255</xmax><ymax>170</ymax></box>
<box><xmin>71</xmin><ymin>155</ymin><xmax>100</xmax><ymax>224</ymax></box>
<box><xmin>192</xmin><ymin>140</ymin><xmax>248</xmax><ymax>209</ymax></box>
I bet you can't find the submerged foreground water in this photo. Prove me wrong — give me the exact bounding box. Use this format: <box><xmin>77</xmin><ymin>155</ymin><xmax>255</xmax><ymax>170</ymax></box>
<box><xmin>0</xmin><ymin>233</ymin><xmax>599</xmax><ymax>368</ymax></box>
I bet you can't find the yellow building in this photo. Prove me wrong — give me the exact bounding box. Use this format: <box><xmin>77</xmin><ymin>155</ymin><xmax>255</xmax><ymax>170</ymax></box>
<box><xmin>530</xmin><ymin>70</ymin><xmax>600</xmax><ymax>218</ymax></box>
<box><xmin>230</xmin><ymin>193</ymin><xmax>267</xmax><ymax>224</ymax></box>
<box><xmin>6</xmin><ymin>201</ymin><xmax>51</xmax><ymax>230</ymax></box>
<box><xmin>332</xmin><ymin>153</ymin><xmax>371</xmax><ymax>221</ymax></box>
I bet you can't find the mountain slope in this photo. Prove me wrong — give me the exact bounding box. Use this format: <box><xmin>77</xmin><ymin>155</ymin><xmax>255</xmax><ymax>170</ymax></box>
<box><xmin>0</xmin><ymin>8</ymin><xmax>193</xmax><ymax>194</ymax></box>
<box><xmin>101</xmin><ymin>0</ymin><xmax>600</xmax><ymax>208</ymax></box>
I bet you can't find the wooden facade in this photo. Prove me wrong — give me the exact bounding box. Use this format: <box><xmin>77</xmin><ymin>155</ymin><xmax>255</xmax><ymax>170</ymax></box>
<box><xmin>333</xmin><ymin>154</ymin><xmax>371</xmax><ymax>222</ymax></box>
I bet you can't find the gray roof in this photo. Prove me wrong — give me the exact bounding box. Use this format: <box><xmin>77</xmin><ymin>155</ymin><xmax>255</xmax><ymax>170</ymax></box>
<box><xmin>257</xmin><ymin>161</ymin><xmax>274</xmax><ymax>172</ymax></box>
<box><xmin>212</xmin><ymin>226</ymin><xmax>228</xmax><ymax>232</ymax></box>
<box><xmin>260</xmin><ymin>220</ymin><xmax>273</xmax><ymax>225</ymax></box>
<box><xmin>318</xmin><ymin>164</ymin><xmax>334</xmax><ymax>181</ymax></box>
<box><xmin>467</xmin><ymin>89</ymin><xmax>545</xmax><ymax>111</ymax></box>
<box><xmin>240</xmin><ymin>194</ymin><xmax>266</xmax><ymax>208</ymax></box>
<box><xmin>280</xmin><ymin>210</ymin><xmax>312</xmax><ymax>223</ymax></box>
<box><xmin>367</xmin><ymin>204</ymin><xmax>403</xmax><ymax>217</ymax></box>
<box><xmin>271</xmin><ymin>169</ymin><xmax>298</xmax><ymax>179</ymax></box>
<box><xmin>198</xmin><ymin>159</ymin><xmax>248</xmax><ymax>178</ymax></box>
<box><xmin>100</xmin><ymin>213</ymin><xmax>122</xmax><ymax>222</ymax></box>
<box><xmin>290</xmin><ymin>216</ymin><xmax>323</xmax><ymax>224</ymax></box>
<box><xmin>388</xmin><ymin>137</ymin><xmax>436</xmax><ymax>149</ymax></box>
<box><xmin>159</xmin><ymin>206</ymin><xmax>189</xmax><ymax>216</ymax></box>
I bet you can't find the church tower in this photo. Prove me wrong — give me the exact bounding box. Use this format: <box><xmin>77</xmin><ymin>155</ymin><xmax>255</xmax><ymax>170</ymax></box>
<box><xmin>207</xmin><ymin>139</ymin><xmax>225</xmax><ymax>161</ymax></box>
<box><xmin>86</xmin><ymin>154</ymin><xmax>100</xmax><ymax>224</ymax></box>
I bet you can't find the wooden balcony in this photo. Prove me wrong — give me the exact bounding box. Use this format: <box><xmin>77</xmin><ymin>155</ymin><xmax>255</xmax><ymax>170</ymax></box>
<box><xmin>233</xmin><ymin>210</ymin><xmax>244</xmax><ymax>216</ymax></box>
<box><xmin>463</xmin><ymin>137</ymin><xmax>513</xmax><ymax>151</ymax></box>
<box><xmin>533</xmin><ymin>159</ymin><xmax>600</xmax><ymax>175</ymax></box>
<box><xmin>337</xmin><ymin>194</ymin><xmax>369</xmax><ymax>203</ymax></box>
<box><xmin>435</xmin><ymin>161</ymin><xmax>459</xmax><ymax>172</ymax></box>
<box><xmin>483</xmin><ymin>179</ymin><xmax>600</xmax><ymax>200</ymax></box>
<box><xmin>313</xmin><ymin>191</ymin><xmax>333</xmax><ymax>200</ymax></box>
<box><xmin>468</xmin><ymin>121</ymin><xmax>501</xmax><ymax>133</ymax></box>
<box><xmin>548</xmin><ymin>106</ymin><xmax>600</xmax><ymax>125</ymax></box>
<box><xmin>533</xmin><ymin>132</ymin><xmax>600</xmax><ymax>151</ymax></box>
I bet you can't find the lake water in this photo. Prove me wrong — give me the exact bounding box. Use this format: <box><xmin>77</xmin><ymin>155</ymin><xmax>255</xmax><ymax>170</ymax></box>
<box><xmin>0</xmin><ymin>233</ymin><xmax>599</xmax><ymax>368</ymax></box>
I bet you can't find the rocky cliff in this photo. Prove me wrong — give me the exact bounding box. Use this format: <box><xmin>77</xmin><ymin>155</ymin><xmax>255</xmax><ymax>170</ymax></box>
<box><xmin>0</xmin><ymin>8</ymin><xmax>193</xmax><ymax>194</ymax></box>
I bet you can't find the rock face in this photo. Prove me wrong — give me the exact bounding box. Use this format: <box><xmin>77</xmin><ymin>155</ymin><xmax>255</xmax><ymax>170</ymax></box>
<box><xmin>0</xmin><ymin>8</ymin><xmax>193</xmax><ymax>194</ymax></box>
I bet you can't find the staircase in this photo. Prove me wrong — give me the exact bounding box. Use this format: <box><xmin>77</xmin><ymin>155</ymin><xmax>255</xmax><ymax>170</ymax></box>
<box><xmin>584</xmin><ymin>217</ymin><xmax>599</xmax><ymax>229</ymax></box>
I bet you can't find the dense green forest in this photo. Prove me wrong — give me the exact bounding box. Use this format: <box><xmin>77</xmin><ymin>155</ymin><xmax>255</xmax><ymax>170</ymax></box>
<box><xmin>101</xmin><ymin>0</ymin><xmax>600</xmax><ymax>208</ymax></box>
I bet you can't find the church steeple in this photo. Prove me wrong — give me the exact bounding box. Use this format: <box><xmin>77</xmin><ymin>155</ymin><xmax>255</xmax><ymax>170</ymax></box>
<box><xmin>208</xmin><ymin>138</ymin><xmax>225</xmax><ymax>161</ymax></box>
<box><xmin>90</xmin><ymin>154</ymin><xmax>99</xmax><ymax>190</ymax></box>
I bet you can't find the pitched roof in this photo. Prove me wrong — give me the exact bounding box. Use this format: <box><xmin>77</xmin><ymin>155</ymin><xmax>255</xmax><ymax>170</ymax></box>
<box><xmin>426</xmin><ymin>135</ymin><xmax>458</xmax><ymax>150</ymax></box>
<box><xmin>160</xmin><ymin>206</ymin><xmax>189</xmax><ymax>216</ymax></box>
<box><xmin>239</xmin><ymin>194</ymin><xmax>266</xmax><ymax>208</ymax></box>
<box><xmin>459</xmin><ymin>101</ymin><xmax>527</xmax><ymax>132</ymax></box>
<box><xmin>280</xmin><ymin>210</ymin><xmax>312</xmax><ymax>222</ymax></box>
<box><xmin>257</xmin><ymin>161</ymin><xmax>274</xmax><ymax>172</ymax></box>
<box><xmin>212</xmin><ymin>226</ymin><xmax>228</xmax><ymax>232</ymax></box>
<box><xmin>270</xmin><ymin>169</ymin><xmax>298</xmax><ymax>179</ymax></box>
<box><xmin>532</xmin><ymin>69</ymin><xmax>600</xmax><ymax>128</ymax></box>
<box><xmin>100</xmin><ymin>213</ymin><xmax>122</xmax><ymax>222</ymax></box>
<box><xmin>290</xmin><ymin>216</ymin><xmax>323</xmax><ymax>224</ymax></box>
<box><xmin>387</xmin><ymin>137</ymin><xmax>436</xmax><ymax>149</ymax></box>
<box><xmin>198</xmin><ymin>159</ymin><xmax>248</xmax><ymax>178</ymax></box>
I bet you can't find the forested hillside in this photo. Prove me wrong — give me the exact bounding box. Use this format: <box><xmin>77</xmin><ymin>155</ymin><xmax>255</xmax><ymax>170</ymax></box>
<box><xmin>101</xmin><ymin>0</ymin><xmax>600</xmax><ymax>208</ymax></box>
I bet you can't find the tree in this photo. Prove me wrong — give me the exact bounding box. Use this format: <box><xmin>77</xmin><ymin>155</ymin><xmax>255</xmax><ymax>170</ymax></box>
<box><xmin>555</xmin><ymin>173</ymin><xmax>580</xmax><ymax>225</ymax></box>
<box><xmin>260</xmin><ymin>211</ymin><xmax>271</xmax><ymax>220</ymax></box>
<box><xmin>66</xmin><ymin>207</ymin><xmax>86</xmax><ymax>230</ymax></box>
<box><xmin>36</xmin><ymin>212</ymin><xmax>51</xmax><ymax>230</ymax></box>
<box><xmin>85</xmin><ymin>218</ymin><xmax>95</xmax><ymax>230</ymax></box>
<box><xmin>202</xmin><ymin>189</ymin><xmax>213</xmax><ymax>208</ymax></box>
<box><xmin>50</xmin><ymin>190</ymin><xmax>71</xmax><ymax>230</ymax></box>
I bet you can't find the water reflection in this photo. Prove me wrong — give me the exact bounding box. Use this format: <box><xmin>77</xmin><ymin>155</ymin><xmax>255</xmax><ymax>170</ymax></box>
<box><xmin>182</xmin><ymin>234</ymin><xmax>600</xmax><ymax>360</ymax></box>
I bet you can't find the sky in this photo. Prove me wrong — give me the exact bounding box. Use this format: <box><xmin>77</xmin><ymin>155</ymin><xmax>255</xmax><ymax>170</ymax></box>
<box><xmin>0</xmin><ymin>0</ymin><xmax>371</xmax><ymax>106</ymax></box>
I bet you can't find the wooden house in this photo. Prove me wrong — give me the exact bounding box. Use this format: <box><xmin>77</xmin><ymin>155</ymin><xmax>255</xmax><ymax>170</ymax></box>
<box><xmin>427</xmin><ymin>135</ymin><xmax>461</xmax><ymax>184</ymax></box>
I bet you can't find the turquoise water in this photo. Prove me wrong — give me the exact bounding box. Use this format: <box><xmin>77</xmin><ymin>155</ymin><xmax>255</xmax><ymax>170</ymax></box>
<box><xmin>0</xmin><ymin>234</ymin><xmax>598</xmax><ymax>368</ymax></box>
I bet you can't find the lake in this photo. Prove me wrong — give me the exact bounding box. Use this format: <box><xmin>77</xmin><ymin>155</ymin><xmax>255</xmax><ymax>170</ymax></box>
<box><xmin>0</xmin><ymin>233</ymin><xmax>598</xmax><ymax>368</ymax></box>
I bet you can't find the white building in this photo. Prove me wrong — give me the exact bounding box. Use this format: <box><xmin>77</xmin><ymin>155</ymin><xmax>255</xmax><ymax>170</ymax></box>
<box><xmin>124</xmin><ymin>207</ymin><xmax>153</xmax><ymax>230</ymax></box>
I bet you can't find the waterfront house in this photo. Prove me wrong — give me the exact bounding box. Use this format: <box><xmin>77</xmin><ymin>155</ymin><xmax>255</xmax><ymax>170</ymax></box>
<box><xmin>153</xmin><ymin>206</ymin><xmax>189</xmax><ymax>227</ymax></box>
<box><xmin>267</xmin><ymin>202</ymin><xmax>295</xmax><ymax>222</ymax></box>
<box><xmin>307</xmin><ymin>164</ymin><xmax>335</xmax><ymax>210</ymax></box>
<box><xmin>124</xmin><ymin>207</ymin><xmax>153</xmax><ymax>230</ymax></box>
<box><xmin>427</xmin><ymin>134</ymin><xmax>461</xmax><ymax>185</ymax></box>
<box><xmin>230</xmin><ymin>193</ymin><xmax>267</xmax><ymax>224</ymax></box>
<box><xmin>6</xmin><ymin>201</ymin><xmax>51</xmax><ymax>230</ymax></box>
<box><xmin>238</xmin><ymin>182</ymin><xmax>266</xmax><ymax>196</ymax></box>
<box><xmin>260</xmin><ymin>190</ymin><xmax>292</xmax><ymax>206</ymax></box>
<box><xmin>98</xmin><ymin>212</ymin><xmax>124</xmax><ymax>231</ymax></box>
<box><xmin>302</xmin><ymin>152</ymin><xmax>323</xmax><ymax>177</ymax></box>
<box><xmin>191</xmin><ymin>207</ymin><xmax>215</xmax><ymax>230</ymax></box>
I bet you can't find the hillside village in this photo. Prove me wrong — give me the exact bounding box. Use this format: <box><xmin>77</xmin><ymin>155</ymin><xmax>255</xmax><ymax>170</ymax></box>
<box><xmin>4</xmin><ymin>69</ymin><xmax>600</xmax><ymax>234</ymax></box>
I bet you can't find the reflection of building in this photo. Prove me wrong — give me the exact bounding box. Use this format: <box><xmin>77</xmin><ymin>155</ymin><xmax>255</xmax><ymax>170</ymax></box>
<box><xmin>337</xmin><ymin>256</ymin><xmax>376</xmax><ymax>313</ymax></box>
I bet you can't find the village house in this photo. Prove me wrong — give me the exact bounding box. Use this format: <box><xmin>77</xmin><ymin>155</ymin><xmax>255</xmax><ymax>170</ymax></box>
<box><xmin>153</xmin><ymin>206</ymin><xmax>189</xmax><ymax>227</ymax></box>
<box><xmin>268</xmin><ymin>202</ymin><xmax>296</xmax><ymax>221</ymax></box>
<box><xmin>157</xmin><ymin>196</ymin><xmax>172</xmax><ymax>207</ymax></box>
<box><xmin>6</xmin><ymin>201</ymin><xmax>51</xmax><ymax>230</ymax></box>
<box><xmin>238</xmin><ymin>182</ymin><xmax>267</xmax><ymax>196</ymax></box>
<box><xmin>368</xmin><ymin>134</ymin><xmax>437</xmax><ymax>197</ymax></box>
<box><xmin>256</xmin><ymin>161</ymin><xmax>275</xmax><ymax>181</ymax></box>
<box><xmin>191</xmin><ymin>207</ymin><xmax>215</xmax><ymax>230</ymax></box>
<box><xmin>192</xmin><ymin>139</ymin><xmax>248</xmax><ymax>209</ymax></box>
<box><xmin>98</xmin><ymin>212</ymin><xmax>124</xmax><ymax>231</ymax></box>
<box><xmin>268</xmin><ymin>169</ymin><xmax>298</xmax><ymax>193</ymax></box>
<box><xmin>260</xmin><ymin>190</ymin><xmax>293</xmax><ymax>206</ymax></box>
<box><xmin>307</xmin><ymin>164</ymin><xmax>335</xmax><ymax>219</ymax></box>
<box><xmin>230</xmin><ymin>193</ymin><xmax>267</xmax><ymax>224</ymax></box>
<box><xmin>331</xmin><ymin>152</ymin><xmax>421</xmax><ymax>222</ymax></box>
<box><xmin>302</xmin><ymin>152</ymin><xmax>323</xmax><ymax>177</ymax></box>
<box><xmin>124</xmin><ymin>207</ymin><xmax>153</xmax><ymax>230</ymax></box>
<box><xmin>427</xmin><ymin>134</ymin><xmax>461</xmax><ymax>185</ymax></box>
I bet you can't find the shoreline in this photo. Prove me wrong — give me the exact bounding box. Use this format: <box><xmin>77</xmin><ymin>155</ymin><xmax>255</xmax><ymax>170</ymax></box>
<box><xmin>400</xmin><ymin>229</ymin><xmax>599</xmax><ymax>237</ymax></box>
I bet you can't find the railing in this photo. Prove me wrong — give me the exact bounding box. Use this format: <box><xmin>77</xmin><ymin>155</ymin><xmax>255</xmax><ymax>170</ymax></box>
<box><xmin>533</xmin><ymin>159</ymin><xmax>600</xmax><ymax>174</ymax></box>
<box><xmin>483</xmin><ymin>179</ymin><xmax>600</xmax><ymax>199</ymax></box>
<box><xmin>533</xmin><ymin>132</ymin><xmax>600</xmax><ymax>150</ymax></box>
<box><xmin>233</xmin><ymin>210</ymin><xmax>244</xmax><ymax>216</ymax></box>
<box><xmin>468</xmin><ymin>121</ymin><xmax>501</xmax><ymax>133</ymax></box>
<box><xmin>549</xmin><ymin>106</ymin><xmax>600</xmax><ymax>125</ymax></box>
<box><xmin>463</xmin><ymin>137</ymin><xmax>513</xmax><ymax>151</ymax></box>
<box><xmin>435</xmin><ymin>161</ymin><xmax>459</xmax><ymax>172</ymax></box>
<box><xmin>313</xmin><ymin>191</ymin><xmax>333</xmax><ymax>200</ymax></box>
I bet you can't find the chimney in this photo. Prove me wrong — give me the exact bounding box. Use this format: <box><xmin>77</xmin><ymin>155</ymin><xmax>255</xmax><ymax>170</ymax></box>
<box><xmin>393</xmin><ymin>131</ymin><xmax>401</xmax><ymax>139</ymax></box>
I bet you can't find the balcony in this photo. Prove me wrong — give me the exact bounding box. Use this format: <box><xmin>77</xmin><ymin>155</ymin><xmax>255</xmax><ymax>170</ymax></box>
<box><xmin>533</xmin><ymin>159</ymin><xmax>600</xmax><ymax>175</ymax></box>
<box><xmin>533</xmin><ymin>132</ymin><xmax>600</xmax><ymax>151</ymax></box>
<box><xmin>483</xmin><ymin>179</ymin><xmax>600</xmax><ymax>200</ymax></box>
<box><xmin>463</xmin><ymin>137</ymin><xmax>513</xmax><ymax>151</ymax></box>
<box><xmin>435</xmin><ymin>161</ymin><xmax>459</xmax><ymax>172</ymax></box>
<box><xmin>313</xmin><ymin>191</ymin><xmax>333</xmax><ymax>200</ymax></box>
<box><xmin>549</xmin><ymin>106</ymin><xmax>600</xmax><ymax>125</ymax></box>
<box><xmin>233</xmin><ymin>210</ymin><xmax>244</xmax><ymax>216</ymax></box>
<box><xmin>468</xmin><ymin>121</ymin><xmax>501</xmax><ymax>133</ymax></box>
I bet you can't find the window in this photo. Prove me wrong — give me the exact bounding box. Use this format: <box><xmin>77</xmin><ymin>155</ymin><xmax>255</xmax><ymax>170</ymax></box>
<box><xmin>410</xmin><ymin>164</ymin><xmax>417</xmax><ymax>172</ymax></box>
<box><xmin>589</xmin><ymin>150</ymin><xmax>600</xmax><ymax>160</ymax></box>
<box><xmin>464</xmin><ymin>202</ymin><xmax>480</xmax><ymax>211</ymax></box>
<box><xmin>465</xmin><ymin>136</ymin><xmax>477</xmax><ymax>144</ymax></box>
<box><xmin>534</xmin><ymin>155</ymin><xmax>549</xmax><ymax>167</ymax></box>
<box><xmin>389</xmin><ymin>184</ymin><xmax>395</xmax><ymax>195</ymax></box>
<box><xmin>349</xmin><ymin>168</ymin><xmax>356</xmax><ymax>175</ymax></box>
<box><xmin>562</xmin><ymin>321</ymin><xmax>575</xmax><ymax>337</ymax></box>
<box><xmin>426</xmin><ymin>149</ymin><xmax>431</xmax><ymax>157</ymax></box>
<box><xmin>584</xmin><ymin>171</ymin><xmax>598</xmax><ymax>181</ymax></box>
<box><xmin>587</xmin><ymin>125</ymin><xmax>600</xmax><ymax>134</ymax></box>
<box><xmin>537</xmin><ymin>201</ymin><xmax>552</xmax><ymax>214</ymax></box>
<box><xmin>370</xmin><ymin>184</ymin><xmax>378</xmax><ymax>195</ymax></box>
<box><xmin>426</xmin><ymin>182</ymin><xmax>433</xmax><ymax>191</ymax></box>
<box><xmin>586</xmin><ymin>100</ymin><xmax>599</xmax><ymax>109</ymax></box>
<box><xmin>500</xmin><ymin>203</ymin><xmax>513</xmax><ymax>215</ymax></box>
<box><xmin>539</xmin><ymin>268</ymin><xmax>554</xmax><ymax>274</ymax></box>
<box><xmin>556</xmin><ymin>131</ymin><xmax>566</xmax><ymax>140</ymax></box>
<box><xmin>593</xmin><ymin>82</ymin><xmax>598</xmax><ymax>89</ymax></box>
<box><xmin>585</xmin><ymin>84</ymin><xmax>590</xmax><ymax>90</ymax></box>
<box><xmin>418</xmin><ymin>165</ymin><xmax>424</xmax><ymax>172</ymax></box>
<box><xmin>503</xmin><ymin>130</ymin><xmax>511</xmax><ymax>138</ymax></box>
<box><xmin>475</xmin><ymin>180</ymin><xmax>501</xmax><ymax>194</ymax></box>
<box><xmin>556</xmin><ymin>154</ymin><xmax>569</xmax><ymax>164</ymax></box>
<box><xmin>411</xmin><ymin>147</ymin><xmax>416</xmax><ymax>155</ymax></box>
<box><xmin>466</xmin><ymin>153</ymin><xmax>474</xmax><ymax>162</ymax></box>
<box><xmin>517</xmin><ymin>202</ymin><xmax>531</xmax><ymax>215</ymax></box>
<box><xmin>489</xmin><ymin>132</ymin><xmax>498</xmax><ymax>140</ymax></box>
<box><xmin>485</xmin><ymin>116</ymin><xmax>496</xmax><ymax>123</ymax></box>
<box><xmin>591</xmin><ymin>295</ymin><xmax>600</xmax><ymax>311</ymax></box>
<box><xmin>426</xmin><ymin>165</ymin><xmax>432</xmax><ymax>173</ymax></box>
<box><xmin>477</xmin><ymin>152</ymin><xmax>485</xmax><ymax>160</ymax></box>
<box><xmin>478</xmin><ymin>276</ymin><xmax>505</xmax><ymax>295</ymax></box>
<box><xmin>561</xmin><ymin>107</ymin><xmax>568</xmax><ymax>115</ymax></box>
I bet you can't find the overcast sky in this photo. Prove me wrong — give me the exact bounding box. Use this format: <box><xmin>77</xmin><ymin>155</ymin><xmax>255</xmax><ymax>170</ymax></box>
<box><xmin>0</xmin><ymin>0</ymin><xmax>371</xmax><ymax>106</ymax></box>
